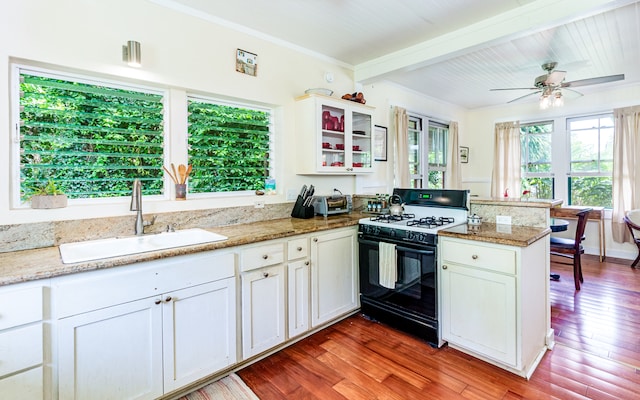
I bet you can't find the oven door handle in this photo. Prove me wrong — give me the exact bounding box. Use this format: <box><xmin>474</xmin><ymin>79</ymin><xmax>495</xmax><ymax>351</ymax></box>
<box><xmin>396</xmin><ymin>246</ymin><xmax>435</xmax><ymax>256</ymax></box>
<box><xmin>359</xmin><ymin>236</ymin><xmax>436</xmax><ymax>255</ymax></box>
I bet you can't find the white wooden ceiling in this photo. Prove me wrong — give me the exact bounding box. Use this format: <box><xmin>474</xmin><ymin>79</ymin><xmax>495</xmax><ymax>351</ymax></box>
<box><xmin>153</xmin><ymin>0</ymin><xmax>640</xmax><ymax>109</ymax></box>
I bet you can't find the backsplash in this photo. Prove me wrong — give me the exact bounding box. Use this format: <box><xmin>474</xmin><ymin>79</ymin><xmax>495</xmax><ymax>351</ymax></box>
<box><xmin>0</xmin><ymin>197</ymin><xmax>369</xmax><ymax>253</ymax></box>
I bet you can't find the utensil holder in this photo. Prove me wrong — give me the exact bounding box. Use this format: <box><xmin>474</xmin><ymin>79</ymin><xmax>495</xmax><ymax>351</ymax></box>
<box><xmin>291</xmin><ymin>195</ymin><xmax>315</xmax><ymax>219</ymax></box>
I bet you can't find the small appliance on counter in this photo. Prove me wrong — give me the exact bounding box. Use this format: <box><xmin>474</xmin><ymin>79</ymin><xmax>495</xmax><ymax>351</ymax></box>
<box><xmin>312</xmin><ymin>194</ymin><xmax>352</xmax><ymax>217</ymax></box>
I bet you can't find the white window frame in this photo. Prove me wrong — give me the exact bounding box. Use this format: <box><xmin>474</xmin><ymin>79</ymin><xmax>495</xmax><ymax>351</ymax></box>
<box><xmin>407</xmin><ymin>113</ymin><xmax>448</xmax><ymax>189</ymax></box>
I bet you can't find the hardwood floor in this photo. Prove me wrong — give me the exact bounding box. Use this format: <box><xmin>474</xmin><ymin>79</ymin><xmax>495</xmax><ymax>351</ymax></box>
<box><xmin>238</xmin><ymin>255</ymin><xmax>640</xmax><ymax>399</ymax></box>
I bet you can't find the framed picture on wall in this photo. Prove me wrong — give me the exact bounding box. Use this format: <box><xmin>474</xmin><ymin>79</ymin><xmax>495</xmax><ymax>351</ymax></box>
<box><xmin>236</xmin><ymin>49</ymin><xmax>258</xmax><ymax>76</ymax></box>
<box><xmin>460</xmin><ymin>146</ymin><xmax>469</xmax><ymax>163</ymax></box>
<box><xmin>374</xmin><ymin>125</ymin><xmax>387</xmax><ymax>161</ymax></box>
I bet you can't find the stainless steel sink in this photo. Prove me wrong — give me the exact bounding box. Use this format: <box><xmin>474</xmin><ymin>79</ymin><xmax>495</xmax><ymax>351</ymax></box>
<box><xmin>59</xmin><ymin>228</ymin><xmax>228</xmax><ymax>264</ymax></box>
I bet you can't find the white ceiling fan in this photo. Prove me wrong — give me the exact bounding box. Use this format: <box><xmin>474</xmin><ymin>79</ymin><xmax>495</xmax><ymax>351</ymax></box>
<box><xmin>490</xmin><ymin>62</ymin><xmax>625</xmax><ymax>106</ymax></box>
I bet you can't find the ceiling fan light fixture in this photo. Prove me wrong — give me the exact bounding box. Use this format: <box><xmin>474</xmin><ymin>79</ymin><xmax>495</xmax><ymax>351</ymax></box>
<box><xmin>539</xmin><ymin>94</ymin><xmax>551</xmax><ymax>110</ymax></box>
<box><xmin>553</xmin><ymin>91</ymin><xmax>564</xmax><ymax>107</ymax></box>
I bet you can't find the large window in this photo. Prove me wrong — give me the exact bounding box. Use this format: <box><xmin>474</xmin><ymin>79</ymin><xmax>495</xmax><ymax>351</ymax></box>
<box><xmin>520</xmin><ymin>121</ymin><xmax>554</xmax><ymax>198</ymax></box>
<box><xmin>567</xmin><ymin>114</ymin><xmax>613</xmax><ymax>207</ymax></box>
<box><xmin>407</xmin><ymin>114</ymin><xmax>448</xmax><ymax>189</ymax></box>
<box><xmin>187</xmin><ymin>97</ymin><xmax>272</xmax><ymax>193</ymax></box>
<box><xmin>17</xmin><ymin>68</ymin><xmax>164</xmax><ymax>201</ymax></box>
<box><xmin>520</xmin><ymin>113</ymin><xmax>613</xmax><ymax>208</ymax></box>
<box><xmin>13</xmin><ymin>65</ymin><xmax>275</xmax><ymax>207</ymax></box>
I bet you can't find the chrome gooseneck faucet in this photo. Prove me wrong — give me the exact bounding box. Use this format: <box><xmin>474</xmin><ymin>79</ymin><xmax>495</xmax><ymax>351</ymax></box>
<box><xmin>130</xmin><ymin>179</ymin><xmax>155</xmax><ymax>235</ymax></box>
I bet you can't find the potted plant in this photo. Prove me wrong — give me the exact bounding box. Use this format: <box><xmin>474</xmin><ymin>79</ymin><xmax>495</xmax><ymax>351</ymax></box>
<box><xmin>29</xmin><ymin>179</ymin><xmax>68</xmax><ymax>209</ymax></box>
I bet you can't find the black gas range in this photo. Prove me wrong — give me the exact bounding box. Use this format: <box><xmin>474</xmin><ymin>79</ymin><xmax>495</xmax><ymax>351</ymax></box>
<box><xmin>358</xmin><ymin>188</ymin><xmax>469</xmax><ymax>347</ymax></box>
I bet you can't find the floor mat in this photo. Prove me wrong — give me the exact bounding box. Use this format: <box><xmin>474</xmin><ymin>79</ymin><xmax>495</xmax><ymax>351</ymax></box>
<box><xmin>181</xmin><ymin>373</ymin><xmax>259</xmax><ymax>400</ymax></box>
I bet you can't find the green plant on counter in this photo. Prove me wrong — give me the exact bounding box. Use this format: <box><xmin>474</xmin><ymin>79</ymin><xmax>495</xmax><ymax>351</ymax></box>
<box><xmin>29</xmin><ymin>179</ymin><xmax>65</xmax><ymax>198</ymax></box>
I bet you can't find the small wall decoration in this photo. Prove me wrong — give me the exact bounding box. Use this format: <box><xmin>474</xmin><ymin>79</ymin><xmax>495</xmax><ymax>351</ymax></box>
<box><xmin>236</xmin><ymin>49</ymin><xmax>257</xmax><ymax>76</ymax></box>
<box><xmin>460</xmin><ymin>146</ymin><xmax>469</xmax><ymax>163</ymax></box>
<box><xmin>374</xmin><ymin>125</ymin><xmax>388</xmax><ymax>161</ymax></box>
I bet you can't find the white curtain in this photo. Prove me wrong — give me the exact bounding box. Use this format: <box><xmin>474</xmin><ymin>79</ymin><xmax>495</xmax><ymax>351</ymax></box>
<box><xmin>490</xmin><ymin>121</ymin><xmax>521</xmax><ymax>198</ymax></box>
<box><xmin>446</xmin><ymin>121</ymin><xmax>461</xmax><ymax>189</ymax></box>
<box><xmin>394</xmin><ymin>107</ymin><xmax>410</xmax><ymax>187</ymax></box>
<box><xmin>612</xmin><ymin>105</ymin><xmax>640</xmax><ymax>243</ymax></box>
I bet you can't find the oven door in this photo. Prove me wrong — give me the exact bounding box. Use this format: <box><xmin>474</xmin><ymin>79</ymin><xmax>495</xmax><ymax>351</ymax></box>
<box><xmin>358</xmin><ymin>235</ymin><xmax>437</xmax><ymax>320</ymax></box>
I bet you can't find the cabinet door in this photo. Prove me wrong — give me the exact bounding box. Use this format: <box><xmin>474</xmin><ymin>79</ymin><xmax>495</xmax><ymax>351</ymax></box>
<box><xmin>296</xmin><ymin>94</ymin><xmax>373</xmax><ymax>174</ymax></box>
<box><xmin>241</xmin><ymin>265</ymin><xmax>286</xmax><ymax>358</ymax></box>
<box><xmin>162</xmin><ymin>278</ymin><xmax>237</xmax><ymax>392</ymax></box>
<box><xmin>58</xmin><ymin>298</ymin><xmax>163</xmax><ymax>400</ymax></box>
<box><xmin>310</xmin><ymin>228</ymin><xmax>358</xmax><ymax>327</ymax></box>
<box><xmin>287</xmin><ymin>259</ymin><xmax>310</xmax><ymax>338</ymax></box>
<box><xmin>440</xmin><ymin>262</ymin><xmax>517</xmax><ymax>366</ymax></box>
<box><xmin>0</xmin><ymin>366</ymin><xmax>43</xmax><ymax>400</ymax></box>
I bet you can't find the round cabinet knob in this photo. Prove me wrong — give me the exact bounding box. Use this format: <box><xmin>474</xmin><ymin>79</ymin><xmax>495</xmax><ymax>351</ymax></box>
<box><xmin>442</xmin><ymin>265</ymin><xmax>448</xmax><ymax>270</ymax></box>
<box><xmin>154</xmin><ymin>299</ymin><xmax>162</xmax><ymax>305</ymax></box>
<box><xmin>313</xmin><ymin>238</ymin><xmax>318</xmax><ymax>242</ymax></box>
<box><xmin>472</xmin><ymin>254</ymin><xmax>478</xmax><ymax>260</ymax></box>
<box><xmin>297</xmin><ymin>246</ymin><xmax>303</xmax><ymax>251</ymax></box>
<box><xmin>262</xmin><ymin>254</ymin><xmax>268</xmax><ymax>259</ymax></box>
<box><xmin>165</xmin><ymin>296</ymin><xmax>172</xmax><ymax>302</ymax></box>
<box><xmin>263</xmin><ymin>272</ymin><xmax>269</xmax><ymax>278</ymax></box>
<box><xmin>305</xmin><ymin>261</ymin><xmax>310</xmax><ymax>266</ymax></box>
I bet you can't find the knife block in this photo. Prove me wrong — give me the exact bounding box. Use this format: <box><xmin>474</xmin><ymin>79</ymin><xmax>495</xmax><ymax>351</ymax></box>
<box><xmin>291</xmin><ymin>195</ymin><xmax>315</xmax><ymax>219</ymax></box>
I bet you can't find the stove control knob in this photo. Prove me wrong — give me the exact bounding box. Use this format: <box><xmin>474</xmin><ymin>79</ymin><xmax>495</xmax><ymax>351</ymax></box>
<box><xmin>389</xmin><ymin>229</ymin><xmax>396</xmax><ymax>238</ymax></box>
<box><xmin>407</xmin><ymin>231</ymin><xmax>415</xmax><ymax>241</ymax></box>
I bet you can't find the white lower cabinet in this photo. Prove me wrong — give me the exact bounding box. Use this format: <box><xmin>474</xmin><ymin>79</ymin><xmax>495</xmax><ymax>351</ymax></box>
<box><xmin>310</xmin><ymin>227</ymin><xmax>358</xmax><ymax>327</ymax></box>
<box><xmin>439</xmin><ymin>236</ymin><xmax>549</xmax><ymax>378</ymax></box>
<box><xmin>54</xmin><ymin>251</ymin><xmax>236</xmax><ymax>399</ymax></box>
<box><xmin>240</xmin><ymin>242</ymin><xmax>286</xmax><ymax>359</ymax></box>
<box><xmin>287</xmin><ymin>237</ymin><xmax>310</xmax><ymax>338</ymax></box>
<box><xmin>0</xmin><ymin>281</ymin><xmax>48</xmax><ymax>400</ymax></box>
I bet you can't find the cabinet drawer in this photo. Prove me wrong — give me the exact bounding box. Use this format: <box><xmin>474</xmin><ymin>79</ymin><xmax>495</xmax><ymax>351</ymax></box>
<box><xmin>0</xmin><ymin>366</ymin><xmax>43</xmax><ymax>400</ymax></box>
<box><xmin>0</xmin><ymin>286</ymin><xmax>43</xmax><ymax>330</ymax></box>
<box><xmin>0</xmin><ymin>324</ymin><xmax>43</xmax><ymax>376</ymax></box>
<box><xmin>441</xmin><ymin>239</ymin><xmax>516</xmax><ymax>275</ymax></box>
<box><xmin>240</xmin><ymin>243</ymin><xmax>284</xmax><ymax>272</ymax></box>
<box><xmin>287</xmin><ymin>237</ymin><xmax>309</xmax><ymax>260</ymax></box>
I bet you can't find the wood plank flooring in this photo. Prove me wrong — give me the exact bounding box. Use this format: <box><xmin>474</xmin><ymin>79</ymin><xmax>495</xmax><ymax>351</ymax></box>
<box><xmin>238</xmin><ymin>255</ymin><xmax>640</xmax><ymax>399</ymax></box>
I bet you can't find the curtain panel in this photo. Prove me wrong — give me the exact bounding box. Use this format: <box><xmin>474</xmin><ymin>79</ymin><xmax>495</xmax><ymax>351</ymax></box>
<box><xmin>490</xmin><ymin>121</ymin><xmax>521</xmax><ymax>198</ymax></box>
<box><xmin>394</xmin><ymin>107</ymin><xmax>410</xmax><ymax>188</ymax></box>
<box><xmin>612</xmin><ymin>105</ymin><xmax>640</xmax><ymax>243</ymax></box>
<box><xmin>446</xmin><ymin>121</ymin><xmax>461</xmax><ymax>189</ymax></box>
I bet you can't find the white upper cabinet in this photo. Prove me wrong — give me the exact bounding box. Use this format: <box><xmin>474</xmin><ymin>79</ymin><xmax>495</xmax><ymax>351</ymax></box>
<box><xmin>295</xmin><ymin>94</ymin><xmax>374</xmax><ymax>174</ymax></box>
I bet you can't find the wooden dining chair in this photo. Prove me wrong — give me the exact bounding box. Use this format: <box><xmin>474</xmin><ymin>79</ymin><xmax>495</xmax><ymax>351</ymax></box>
<box><xmin>623</xmin><ymin>209</ymin><xmax>640</xmax><ymax>268</ymax></box>
<box><xmin>550</xmin><ymin>208</ymin><xmax>592</xmax><ymax>290</ymax></box>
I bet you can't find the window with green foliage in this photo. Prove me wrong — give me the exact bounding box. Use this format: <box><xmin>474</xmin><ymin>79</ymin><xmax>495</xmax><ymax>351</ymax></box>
<box><xmin>520</xmin><ymin>121</ymin><xmax>554</xmax><ymax>198</ymax></box>
<box><xmin>519</xmin><ymin>113</ymin><xmax>613</xmax><ymax>208</ymax></box>
<box><xmin>407</xmin><ymin>114</ymin><xmax>448</xmax><ymax>189</ymax></box>
<box><xmin>567</xmin><ymin>114</ymin><xmax>613</xmax><ymax>208</ymax></box>
<box><xmin>187</xmin><ymin>97</ymin><xmax>272</xmax><ymax>193</ymax></box>
<box><xmin>17</xmin><ymin>68</ymin><xmax>164</xmax><ymax>201</ymax></box>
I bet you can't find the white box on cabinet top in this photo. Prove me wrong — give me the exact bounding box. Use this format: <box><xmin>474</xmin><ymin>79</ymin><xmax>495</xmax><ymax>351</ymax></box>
<box><xmin>295</xmin><ymin>94</ymin><xmax>374</xmax><ymax>174</ymax></box>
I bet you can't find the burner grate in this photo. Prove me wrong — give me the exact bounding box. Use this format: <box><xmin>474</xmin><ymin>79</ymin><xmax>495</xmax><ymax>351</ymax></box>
<box><xmin>407</xmin><ymin>216</ymin><xmax>456</xmax><ymax>228</ymax></box>
<box><xmin>369</xmin><ymin>213</ymin><xmax>416</xmax><ymax>223</ymax></box>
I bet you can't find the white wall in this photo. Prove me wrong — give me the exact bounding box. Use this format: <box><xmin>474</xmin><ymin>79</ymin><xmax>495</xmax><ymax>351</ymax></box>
<box><xmin>464</xmin><ymin>83</ymin><xmax>640</xmax><ymax>260</ymax></box>
<box><xmin>355</xmin><ymin>81</ymin><xmax>469</xmax><ymax>195</ymax></box>
<box><xmin>0</xmin><ymin>0</ymin><xmax>364</xmax><ymax>224</ymax></box>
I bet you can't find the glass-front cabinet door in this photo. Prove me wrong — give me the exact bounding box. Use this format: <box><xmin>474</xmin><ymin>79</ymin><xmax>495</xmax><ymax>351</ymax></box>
<box><xmin>296</xmin><ymin>94</ymin><xmax>374</xmax><ymax>174</ymax></box>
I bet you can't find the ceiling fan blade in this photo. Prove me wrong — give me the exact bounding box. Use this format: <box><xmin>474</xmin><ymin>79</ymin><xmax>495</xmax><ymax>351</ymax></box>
<box><xmin>507</xmin><ymin>91</ymin><xmax>541</xmax><ymax>103</ymax></box>
<box><xmin>562</xmin><ymin>87</ymin><xmax>584</xmax><ymax>97</ymax></box>
<box><xmin>562</xmin><ymin>74</ymin><xmax>625</xmax><ymax>88</ymax></box>
<box><xmin>489</xmin><ymin>87</ymin><xmax>537</xmax><ymax>91</ymax></box>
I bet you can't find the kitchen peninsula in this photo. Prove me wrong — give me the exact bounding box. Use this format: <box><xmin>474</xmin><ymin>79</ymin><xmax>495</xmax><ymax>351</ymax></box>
<box><xmin>438</xmin><ymin>198</ymin><xmax>554</xmax><ymax>379</ymax></box>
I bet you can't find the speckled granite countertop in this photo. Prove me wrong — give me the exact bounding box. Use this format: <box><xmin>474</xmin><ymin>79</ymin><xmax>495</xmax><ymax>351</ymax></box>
<box><xmin>439</xmin><ymin>223</ymin><xmax>551</xmax><ymax>247</ymax></box>
<box><xmin>0</xmin><ymin>214</ymin><xmax>364</xmax><ymax>286</ymax></box>
<box><xmin>470</xmin><ymin>198</ymin><xmax>563</xmax><ymax>208</ymax></box>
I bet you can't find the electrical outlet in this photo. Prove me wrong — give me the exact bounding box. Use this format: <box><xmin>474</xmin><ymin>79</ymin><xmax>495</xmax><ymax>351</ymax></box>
<box><xmin>286</xmin><ymin>189</ymin><xmax>297</xmax><ymax>201</ymax></box>
<box><xmin>254</xmin><ymin>201</ymin><xmax>265</xmax><ymax>209</ymax></box>
<box><xmin>496</xmin><ymin>215</ymin><xmax>512</xmax><ymax>225</ymax></box>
